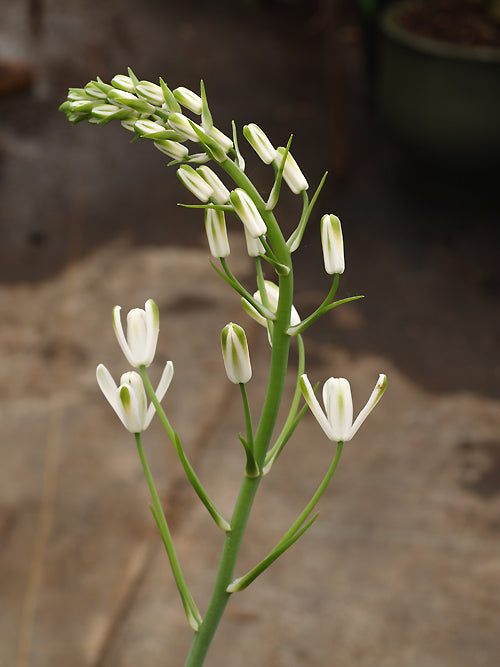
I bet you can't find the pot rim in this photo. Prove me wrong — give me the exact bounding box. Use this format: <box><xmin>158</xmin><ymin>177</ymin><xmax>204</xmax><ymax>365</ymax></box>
<box><xmin>379</xmin><ymin>0</ymin><xmax>500</xmax><ymax>63</ymax></box>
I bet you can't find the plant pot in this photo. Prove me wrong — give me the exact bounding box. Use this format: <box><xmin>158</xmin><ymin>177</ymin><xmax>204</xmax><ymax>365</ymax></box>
<box><xmin>377</xmin><ymin>0</ymin><xmax>500</xmax><ymax>170</ymax></box>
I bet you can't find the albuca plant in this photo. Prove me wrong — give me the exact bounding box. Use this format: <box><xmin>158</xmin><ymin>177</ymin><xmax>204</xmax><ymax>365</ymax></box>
<box><xmin>60</xmin><ymin>71</ymin><xmax>387</xmax><ymax>666</ymax></box>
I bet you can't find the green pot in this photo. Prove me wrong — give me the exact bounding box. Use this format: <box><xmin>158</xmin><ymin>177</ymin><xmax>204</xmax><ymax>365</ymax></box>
<box><xmin>377</xmin><ymin>1</ymin><xmax>500</xmax><ymax>169</ymax></box>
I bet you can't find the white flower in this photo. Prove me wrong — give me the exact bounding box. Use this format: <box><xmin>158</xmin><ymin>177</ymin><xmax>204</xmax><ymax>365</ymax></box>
<box><xmin>154</xmin><ymin>139</ymin><xmax>189</xmax><ymax>161</ymax></box>
<box><xmin>96</xmin><ymin>362</ymin><xmax>174</xmax><ymax>433</ymax></box>
<box><xmin>134</xmin><ymin>120</ymin><xmax>168</xmax><ymax>137</ymax></box>
<box><xmin>221</xmin><ymin>323</ymin><xmax>252</xmax><ymax>384</ymax></box>
<box><xmin>84</xmin><ymin>82</ymin><xmax>107</xmax><ymax>99</ymax></box>
<box><xmin>243</xmin><ymin>123</ymin><xmax>277</xmax><ymax>164</ymax></box>
<box><xmin>197</xmin><ymin>166</ymin><xmax>230</xmax><ymax>204</ymax></box>
<box><xmin>321</xmin><ymin>214</ymin><xmax>345</xmax><ymax>275</ymax></box>
<box><xmin>168</xmin><ymin>112</ymin><xmax>203</xmax><ymax>142</ymax></box>
<box><xmin>243</xmin><ymin>226</ymin><xmax>265</xmax><ymax>257</ymax></box>
<box><xmin>230</xmin><ymin>188</ymin><xmax>267</xmax><ymax>238</ymax></box>
<box><xmin>107</xmin><ymin>89</ymin><xmax>154</xmax><ymax>114</ymax></box>
<box><xmin>173</xmin><ymin>86</ymin><xmax>203</xmax><ymax>114</ymax></box>
<box><xmin>136</xmin><ymin>81</ymin><xmax>164</xmax><ymax>106</ymax></box>
<box><xmin>91</xmin><ymin>104</ymin><xmax>125</xmax><ymax>121</ymax></box>
<box><xmin>300</xmin><ymin>373</ymin><xmax>387</xmax><ymax>442</ymax></box>
<box><xmin>121</xmin><ymin>119</ymin><xmax>138</xmax><ymax>133</ymax></box>
<box><xmin>274</xmin><ymin>147</ymin><xmax>309</xmax><ymax>194</ymax></box>
<box><xmin>208</xmin><ymin>126</ymin><xmax>233</xmax><ymax>153</ymax></box>
<box><xmin>177</xmin><ymin>165</ymin><xmax>214</xmax><ymax>202</ymax></box>
<box><xmin>112</xmin><ymin>299</ymin><xmax>160</xmax><ymax>368</ymax></box>
<box><xmin>205</xmin><ymin>208</ymin><xmax>230</xmax><ymax>258</ymax></box>
<box><xmin>69</xmin><ymin>99</ymin><xmax>97</xmax><ymax>113</ymax></box>
<box><xmin>111</xmin><ymin>74</ymin><xmax>136</xmax><ymax>93</ymax></box>
<box><xmin>242</xmin><ymin>280</ymin><xmax>300</xmax><ymax>330</ymax></box>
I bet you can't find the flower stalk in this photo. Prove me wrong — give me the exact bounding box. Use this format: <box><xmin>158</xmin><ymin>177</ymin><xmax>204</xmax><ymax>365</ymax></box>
<box><xmin>60</xmin><ymin>73</ymin><xmax>388</xmax><ymax>667</ymax></box>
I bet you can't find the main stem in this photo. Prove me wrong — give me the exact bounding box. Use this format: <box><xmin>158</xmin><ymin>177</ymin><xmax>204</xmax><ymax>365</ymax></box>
<box><xmin>185</xmin><ymin>158</ymin><xmax>293</xmax><ymax>666</ymax></box>
<box><xmin>185</xmin><ymin>322</ymin><xmax>291</xmax><ymax>666</ymax></box>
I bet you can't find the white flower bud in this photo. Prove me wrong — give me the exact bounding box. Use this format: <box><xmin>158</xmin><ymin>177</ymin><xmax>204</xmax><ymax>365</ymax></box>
<box><xmin>91</xmin><ymin>104</ymin><xmax>118</xmax><ymax>117</ymax></box>
<box><xmin>230</xmin><ymin>188</ymin><xmax>267</xmax><ymax>238</ymax></box>
<box><xmin>96</xmin><ymin>362</ymin><xmax>174</xmax><ymax>433</ymax></box>
<box><xmin>168</xmin><ymin>112</ymin><xmax>203</xmax><ymax>142</ymax></box>
<box><xmin>274</xmin><ymin>147</ymin><xmax>309</xmax><ymax>194</ymax></box>
<box><xmin>197</xmin><ymin>166</ymin><xmax>230</xmax><ymax>204</ymax></box>
<box><xmin>243</xmin><ymin>227</ymin><xmax>265</xmax><ymax>257</ymax></box>
<box><xmin>67</xmin><ymin>88</ymin><xmax>90</xmax><ymax>102</ymax></box>
<box><xmin>177</xmin><ymin>165</ymin><xmax>214</xmax><ymax>202</ymax></box>
<box><xmin>107</xmin><ymin>89</ymin><xmax>155</xmax><ymax>114</ymax></box>
<box><xmin>134</xmin><ymin>119</ymin><xmax>169</xmax><ymax>137</ymax></box>
<box><xmin>112</xmin><ymin>299</ymin><xmax>160</xmax><ymax>368</ymax></box>
<box><xmin>121</xmin><ymin>119</ymin><xmax>138</xmax><ymax>132</ymax></box>
<box><xmin>300</xmin><ymin>373</ymin><xmax>387</xmax><ymax>443</ymax></box>
<box><xmin>221</xmin><ymin>323</ymin><xmax>252</xmax><ymax>384</ymax></box>
<box><xmin>208</xmin><ymin>126</ymin><xmax>233</xmax><ymax>153</ymax></box>
<box><xmin>154</xmin><ymin>140</ymin><xmax>189</xmax><ymax>161</ymax></box>
<box><xmin>243</xmin><ymin>123</ymin><xmax>277</xmax><ymax>164</ymax></box>
<box><xmin>111</xmin><ymin>74</ymin><xmax>136</xmax><ymax>92</ymax></box>
<box><xmin>186</xmin><ymin>153</ymin><xmax>210</xmax><ymax>164</ymax></box>
<box><xmin>321</xmin><ymin>214</ymin><xmax>345</xmax><ymax>275</ymax></box>
<box><xmin>91</xmin><ymin>105</ymin><xmax>130</xmax><ymax>123</ymax></box>
<box><xmin>205</xmin><ymin>209</ymin><xmax>230</xmax><ymax>258</ymax></box>
<box><xmin>84</xmin><ymin>82</ymin><xmax>107</xmax><ymax>99</ymax></box>
<box><xmin>173</xmin><ymin>87</ymin><xmax>203</xmax><ymax>114</ymax></box>
<box><xmin>69</xmin><ymin>99</ymin><xmax>97</xmax><ymax>113</ymax></box>
<box><xmin>136</xmin><ymin>81</ymin><xmax>165</xmax><ymax>106</ymax></box>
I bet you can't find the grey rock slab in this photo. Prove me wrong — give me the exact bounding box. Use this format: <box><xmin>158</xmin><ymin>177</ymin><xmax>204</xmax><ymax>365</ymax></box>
<box><xmin>0</xmin><ymin>241</ymin><xmax>251</xmax><ymax>667</ymax></box>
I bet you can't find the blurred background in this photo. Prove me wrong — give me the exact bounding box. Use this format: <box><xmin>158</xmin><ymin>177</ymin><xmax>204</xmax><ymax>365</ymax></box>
<box><xmin>1</xmin><ymin>1</ymin><xmax>499</xmax><ymax>665</ymax></box>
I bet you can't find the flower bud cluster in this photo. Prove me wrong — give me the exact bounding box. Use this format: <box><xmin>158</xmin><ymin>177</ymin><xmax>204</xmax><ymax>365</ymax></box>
<box><xmin>59</xmin><ymin>75</ymin><xmax>233</xmax><ymax>166</ymax></box>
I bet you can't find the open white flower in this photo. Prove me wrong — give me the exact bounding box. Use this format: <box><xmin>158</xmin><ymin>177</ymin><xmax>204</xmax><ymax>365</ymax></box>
<box><xmin>96</xmin><ymin>362</ymin><xmax>174</xmax><ymax>433</ymax></box>
<box><xmin>300</xmin><ymin>374</ymin><xmax>387</xmax><ymax>442</ymax></box>
<box><xmin>112</xmin><ymin>299</ymin><xmax>159</xmax><ymax>368</ymax></box>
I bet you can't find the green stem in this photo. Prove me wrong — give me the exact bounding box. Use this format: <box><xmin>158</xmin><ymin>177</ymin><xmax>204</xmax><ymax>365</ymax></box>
<box><xmin>279</xmin><ymin>442</ymin><xmax>343</xmax><ymax>545</ymax></box>
<box><xmin>228</xmin><ymin>444</ymin><xmax>343</xmax><ymax>594</ymax></box>
<box><xmin>255</xmin><ymin>257</ymin><xmax>268</xmax><ymax>305</ymax></box>
<box><xmin>239</xmin><ymin>383</ymin><xmax>254</xmax><ymax>450</ymax></box>
<box><xmin>287</xmin><ymin>274</ymin><xmax>339</xmax><ymax>335</ymax></box>
<box><xmin>184</xmin><ymin>156</ymin><xmax>295</xmax><ymax>666</ymax></box>
<box><xmin>264</xmin><ymin>333</ymin><xmax>306</xmax><ymax>472</ymax></box>
<box><xmin>239</xmin><ymin>383</ymin><xmax>259</xmax><ymax>478</ymax></box>
<box><xmin>140</xmin><ymin>367</ymin><xmax>230</xmax><ymax>531</ymax></box>
<box><xmin>184</xmin><ymin>475</ymin><xmax>261</xmax><ymax>665</ymax></box>
<box><xmin>135</xmin><ymin>433</ymin><xmax>201</xmax><ymax>630</ymax></box>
